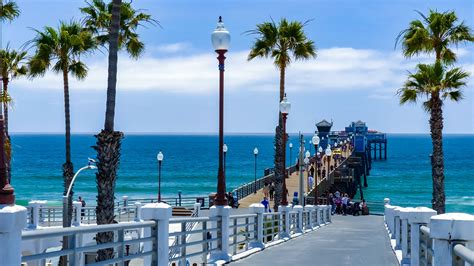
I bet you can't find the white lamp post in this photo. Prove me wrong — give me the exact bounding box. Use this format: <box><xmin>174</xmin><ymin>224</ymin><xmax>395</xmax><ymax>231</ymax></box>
<box><xmin>253</xmin><ymin>147</ymin><xmax>258</xmax><ymax>193</ymax></box>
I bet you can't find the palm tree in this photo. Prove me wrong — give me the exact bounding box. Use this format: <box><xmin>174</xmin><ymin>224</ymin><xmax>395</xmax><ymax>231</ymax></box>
<box><xmin>0</xmin><ymin>45</ymin><xmax>27</xmax><ymax>181</ymax></box>
<box><xmin>397</xmin><ymin>10</ymin><xmax>474</xmax><ymax>213</ymax></box>
<box><xmin>247</xmin><ymin>19</ymin><xmax>316</xmax><ymax>210</ymax></box>
<box><xmin>28</xmin><ymin>21</ymin><xmax>94</xmax><ymax>223</ymax></box>
<box><xmin>80</xmin><ymin>0</ymin><xmax>156</xmax><ymax>261</ymax></box>
<box><xmin>80</xmin><ymin>0</ymin><xmax>158</xmax><ymax>59</ymax></box>
<box><xmin>0</xmin><ymin>0</ymin><xmax>19</xmax><ymax>22</ymax></box>
<box><xmin>398</xmin><ymin>62</ymin><xmax>469</xmax><ymax>214</ymax></box>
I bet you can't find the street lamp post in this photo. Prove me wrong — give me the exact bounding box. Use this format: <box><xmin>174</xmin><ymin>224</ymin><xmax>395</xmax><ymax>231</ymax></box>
<box><xmin>157</xmin><ymin>151</ymin><xmax>164</xmax><ymax>202</ymax></box>
<box><xmin>280</xmin><ymin>95</ymin><xmax>291</xmax><ymax>206</ymax></box>
<box><xmin>211</xmin><ymin>16</ymin><xmax>230</xmax><ymax>206</ymax></box>
<box><xmin>253</xmin><ymin>147</ymin><xmax>258</xmax><ymax>194</ymax></box>
<box><xmin>325</xmin><ymin>146</ymin><xmax>332</xmax><ymax>177</ymax></box>
<box><xmin>289</xmin><ymin>142</ymin><xmax>293</xmax><ymax>169</ymax></box>
<box><xmin>223</xmin><ymin>144</ymin><xmax>228</xmax><ymax>175</ymax></box>
<box><xmin>62</xmin><ymin>158</ymin><xmax>97</xmax><ymax>227</ymax></box>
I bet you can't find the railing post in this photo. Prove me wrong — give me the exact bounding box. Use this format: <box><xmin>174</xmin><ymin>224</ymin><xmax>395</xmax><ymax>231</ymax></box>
<box><xmin>194</xmin><ymin>202</ymin><xmax>201</xmax><ymax>217</ymax></box>
<box><xmin>248</xmin><ymin>203</ymin><xmax>265</xmax><ymax>249</ymax></box>
<box><xmin>400</xmin><ymin>207</ymin><xmax>414</xmax><ymax>264</ymax></box>
<box><xmin>393</xmin><ymin>207</ymin><xmax>403</xmax><ymax>250</ymax></box>
<box><xmin>407</xmin><ymin>207</ymin><xmax>436</xmax><ymax>266</ymax></box>
<box><xmin>384</xmin><ymin>204</ymin><xmax>397</xmax><ymax>237</ymax></box>
<box><xmin>208</xmin><ymin>205</ymin><xmax>231</xmax><ymax>263</ymax></box>
<box><xmin>430</xmin><ymin>213</ymin><xmax>474</xmax><ymax>266</ymax></box>
<box><xmin>316</xmin><ymin>205</ymin><xmax>323</xmax><ymax>226</ymax></box>
<box><xmin>72</xmin><ymin>201</ymin><xmax>82</xmax><ymax>226</ymax></box>
<box><xmin>304</xmin><ymin>205</ymin><xmax>314</xmax><ymax>230</ymax></box>
<box><xmin>325</xmin><ymin>205</ymin><xmax>331</xmax><ymax>223</ymax></box>
<box><xmin>278</xmin><ymin>205</ymin><xmax>291</xmax><ymax>239</ymax></box>
<box><xmin>122</xmin><ymin>195</ymin><xmax>129</xmax><ymax>208</ymax></box>
<box><xmin>0</xmin><ymin>205</ymin><xmax>27</xmax><ymax>266</ymax></box>
<box><xmin>28</xmin><ymin>200</ymin><xmax>46</xmax><ymax>229</ymax></box>
<box><xmin>141</xmin><ymin>202</ymin><xmax>172</xmax><ymax>266</ymax></box>
<box><xmin>293</xmin><ymin>205</ymin><xmax>303</xmax><ymax>234</ymax></box>
<box><xmin>134</xmin><ymin>202</ymin><xmax>142</xmax><ymax>222</ymax></box>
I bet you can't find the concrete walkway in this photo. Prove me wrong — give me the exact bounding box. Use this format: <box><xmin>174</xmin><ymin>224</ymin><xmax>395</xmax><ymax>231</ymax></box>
<box><xmin>230</xmin><ymin>215</ymin><xmax>398</xmax><ymax>266</ymax></box>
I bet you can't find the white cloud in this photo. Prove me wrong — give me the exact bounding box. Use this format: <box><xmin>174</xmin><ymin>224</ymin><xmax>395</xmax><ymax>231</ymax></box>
<box><xmin>15</xmin><ymin>46</ymin><xmax>473</xmax><ymax>95</ymax></box>
<box><xmin>153</xmin><ymin>42</ymin><xmax>192</xmax><ymax>53</ymax></box>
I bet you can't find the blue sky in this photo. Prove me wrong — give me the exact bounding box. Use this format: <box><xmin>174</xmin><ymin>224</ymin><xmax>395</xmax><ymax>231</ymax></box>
<box><xmin>2</xmin><ymin>0</ymin><xmax>474</xmax><ymax>133</ymax></box>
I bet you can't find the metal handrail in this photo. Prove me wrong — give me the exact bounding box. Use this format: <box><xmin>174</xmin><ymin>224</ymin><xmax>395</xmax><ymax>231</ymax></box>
<box><xmin>453</xmin><ymin>244</ymin><xmax>474</xmax><ymax>264</ymax></box>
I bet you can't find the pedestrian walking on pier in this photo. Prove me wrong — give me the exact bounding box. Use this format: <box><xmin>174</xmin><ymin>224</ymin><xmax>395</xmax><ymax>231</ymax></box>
<box><xmin>269</xmin><ymin>182</ymin><xmax>275</xmax><ymax>201</ymax></box>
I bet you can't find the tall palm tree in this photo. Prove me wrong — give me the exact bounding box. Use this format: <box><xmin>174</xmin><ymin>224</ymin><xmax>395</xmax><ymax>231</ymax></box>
<box><xmin>0</xmin><ymin>45</ymin><xmax>27</xmax><ymax>181</ymax></box>
<box><xmin>397</xmin><ymin>10</ymin><xmax>474</xmax><ymax>213</ymax></box>
<box><xmin>398</xmin><ymin>62</ymin><xmax>469</xmax><ymax>214</ymax></box>
<box><xmin>0</xmin><ymin>0</ymin><xmax>19</xmax><ymax>22</ymax></box>
<box><xmin>80</xmin><ymin>0</ymin><xmax>156</xmax><ymax>261</ymax></box>
<box><xmin>247</xmin><ymin>19</ymin><xmax>316</xmax><ymax>210</ymax></box>
<box><xmin>28</xmin><ymin>21</ymin><xmax>94</xmax><ymax>223</ymax></box>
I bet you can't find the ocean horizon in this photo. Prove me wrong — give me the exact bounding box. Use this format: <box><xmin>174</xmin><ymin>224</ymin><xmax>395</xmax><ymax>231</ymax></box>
<box><xmin>9</xmin><ymin>133</ymin><xmax>474</xmax><ymax>214</ymax></box>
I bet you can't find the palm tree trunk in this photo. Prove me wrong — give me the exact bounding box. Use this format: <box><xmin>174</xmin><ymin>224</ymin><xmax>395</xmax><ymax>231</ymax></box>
<box><xmin>273</xmin><ymin>66</ymin><xmax>286</xmax><ymax>211</ymax></box>
<box><xmin>95</xmin><ymin>0</ymin><xmax>122</xmax><ymax>262</ymax></box>
<box><xmin>2</xmin><ymin>77</ymin><xmax>11</xmax><ymax>183</ymax></box>
<box><xmin>429</xmin><ymin>93</ymin><xmax>445</xmax><ymax>214</ymax></box>
<box><xmin>62</xmin><ymin>67</ymin><xmax>74</xmax><ymax>221</ymax></box>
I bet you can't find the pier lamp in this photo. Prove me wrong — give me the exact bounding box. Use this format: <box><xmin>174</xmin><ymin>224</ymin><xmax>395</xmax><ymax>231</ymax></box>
<box><xmin>289</xmin><ymin>142</ymin><xmax>293</xmax><ymax>167</ymax></box>
<box><xmin>280</xmin><ymin>94</ymin><xmax>291</xmax><ymax>206</ymax></box>
<box><xmin>157</xmin><ymin>151</ymin><xmax>164</xmax><ymax>202</ymax></box>
<box><xmin>253</xmin><ymin>147</ymin><xmax>259</xmax><ymax>194</ymax></box>
<box><xmin>312</xmin><ymin>134</ymin><xmax>320</xmax><ymax>154</ymax></box>
<box><xmin>223</xmin><ymin>144</ymin><xmax>228</xmax><ymax>175</ymax></box>
<box><xmin>212</xmin><ymin>16</ymin><xmax>231</xmax><ymax>206</ymax></box>
<box><xmin>325</xmin><ymin>146</ymin><xmax>332</xmax><ymax>176</ymax></box>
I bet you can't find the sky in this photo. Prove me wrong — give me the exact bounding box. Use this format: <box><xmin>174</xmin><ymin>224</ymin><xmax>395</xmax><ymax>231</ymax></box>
<box><xmin>2</xmin><ymin>0</ymin><xmax>474</xmax><ymax>134</ymax></box>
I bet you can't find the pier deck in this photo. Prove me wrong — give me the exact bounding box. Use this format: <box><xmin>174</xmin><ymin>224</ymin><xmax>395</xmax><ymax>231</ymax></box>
<box><xmin>230</xmin><ymin>214</ymin><xmax>398</xmax><ymax>266</ymax></box>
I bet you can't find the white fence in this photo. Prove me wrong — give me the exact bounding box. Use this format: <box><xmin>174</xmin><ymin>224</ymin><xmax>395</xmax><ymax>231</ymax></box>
<box><xmin>0</xmin><ymin>203</ymin><xmax>332</xmax><ymax>265</ymax></box>
<box><xmin>383</xmin><ymin>198</ymin><xmax>474</xmax><ymax>266</ymax></box>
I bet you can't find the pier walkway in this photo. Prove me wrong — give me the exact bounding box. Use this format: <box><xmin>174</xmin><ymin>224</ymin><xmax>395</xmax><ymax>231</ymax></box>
<box><xmin>231</xmin><ymin>214</ymin><xmax>398</xmax><ymax>266</ymax></box>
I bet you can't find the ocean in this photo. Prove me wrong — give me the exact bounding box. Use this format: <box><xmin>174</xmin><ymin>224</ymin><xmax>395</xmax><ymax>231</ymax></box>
<box><xmin>9</xmin><ymin>134</ymin><xmax>474</xmax><ymax>214</ymax></box>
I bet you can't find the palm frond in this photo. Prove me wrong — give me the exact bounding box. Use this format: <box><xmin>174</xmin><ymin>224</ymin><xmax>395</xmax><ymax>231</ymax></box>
<box><xmin>0</xmin><ymin>0</ymin><xmax>20</xmax><ymax>22</ymax></box>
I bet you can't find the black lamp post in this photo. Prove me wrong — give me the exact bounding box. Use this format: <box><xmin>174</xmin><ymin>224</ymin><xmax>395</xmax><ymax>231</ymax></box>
<box><xmin>280</xmin><ymin>94</ymin><xmax>291</xmax><ymax>206</ymax></box>
<box><xmin>157</xmin><ymin>151</ymin><xmax>163</xmax><ymax>202</ymax></box>
<box><xmin>253</xmin><ymin>147</ymin><xmax>258</xmax><ymax>193</ymax></box>
<box><xmin>211</xmin><ymin>16</ymin><xmax>230</xmax><ymax>206</ymax></box>
<box><xmin>325</xmin><ymin>145</ymin><xmax>332</xmax><ymax>176</ymax></box>
<box><xmin>289</xmin><ymin>142</ymin><xmax>293</xmax><ymax>169</ymax></box>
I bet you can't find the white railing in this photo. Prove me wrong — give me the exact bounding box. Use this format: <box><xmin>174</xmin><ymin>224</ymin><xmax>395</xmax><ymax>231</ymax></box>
<box><xmin>0</xmin><ymin>203</ymin><xmax>333</xmax><ymax>265</ymax></box>
<box><xmin>22</xmin><ymin>221</ymin><xmax>157</xmax><ymax>265</ymax></box>
<box><xmin>383</xmin><ymin>198</ymin><xmax>474</xmax><ymax>266</ymax></box>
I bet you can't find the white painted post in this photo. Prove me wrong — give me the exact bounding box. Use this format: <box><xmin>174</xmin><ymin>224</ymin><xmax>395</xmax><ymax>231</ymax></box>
<box><xmin>141</xmin><ymin>202</ymin><xmax>172</xmax><ymax>266</ymax></box>
<box><xmin>304</xmin><ymin>205</ymin><xmax>314</xmax><ymax>230</ymax></box>
<box><xmin>394</xmin><ymin>207</ymin><xmax>403</xmax><ymax>250</ymax></box>
<box><xmin>208</xmin><ymin>205</ymin><xmax>232</xmax><ymax>264</ymax></box>
<box><xmin>27</xmin><ymin>200</ymin><xmax>46</xmax><ymax>229</ymax></box>
<box><xmin>316</xmin><ymin>205</ymin><xmax>323</xmax><ymax>226</ymax></box>
<box><xmin>407</xmin><ymin>207</ymin><xmax>437</xmax><ymax>266</ymax></box>
<box><xmin>0</xmin><ymin>205</ymin><xmax>27</xmax><ymax>266</ymax></box>
<box><xmin>384</xmin><ymin>205</ymin><xmax>397</xmax><ymax>237</ymax></box>
<box><xmin>325</xmin><ymin>205</ymin><xmax>332</xmax><ymax>223</ymax></box>
<box><xmin>134</xmin><ymin>202</ymin><xmax>142</xmax><ymax>222</ymax></box>
<box><xmin>194</xmin><ymin>202</ymin><xmax>201</xmax><ymax>217</ymax></box>
<box><xmin>278</xmin><ymin>205</ymin><xmax>291</xmax><ymax>239</ymax></box>
<box><xmin>248</xmin><ymin>203</ymin><xmax>265</xmax><ymax>249</ymax></box>
<box><xmin>400</xmin><ymin>207</ymin><xmax>414</xmax><ymax>264</ymax></box>
<box><xmin>122</xmin><ymin>195</ymin><xmax>129</xmax><ymax>213</ymax></box>
<box><xmin>430</xmin><ymin>213</ymin><xmax>474</xmax><ymax>266</ymax></box>
<box><xmin>72</xmin><ymin>201</ymin><xmax>82</xmax><ymax>226</ymax></box>
<box><xmin>384</xmin><ymin>198</ymin><xmax>390</xmax><ymax>205</ymax></box>
<box><xmin>293</xmin><ymin>205</ymin><xmax>303</xmax><ymax>234</ymax></box>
